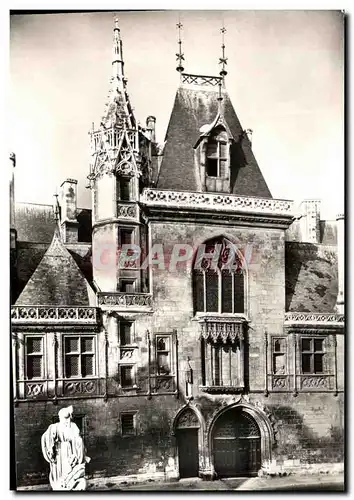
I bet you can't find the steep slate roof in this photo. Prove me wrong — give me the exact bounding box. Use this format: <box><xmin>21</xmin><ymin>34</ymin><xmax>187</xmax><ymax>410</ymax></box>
<box><xmin>285</xmin><ymin>242</ymin><xmax>338</xmax><ymax>312</ymax></box>
<box><xmin>15</xmin><ymin>227</ymin><xmax>95</xmax><ymax>306</ymax></box>
<box><xmin>156</xmin><ymin>83</ymin><xmax>272</xmax><ymax>198</ymax></box>
<box><xmin>15</xmin><ymin>203</ymin><xmax>92</xmax><ymax>243</ymax></box>
<box><xmin>15</xmin><ymin>203</ymin><xmax>57</xmax><ymax>243</ymax></box>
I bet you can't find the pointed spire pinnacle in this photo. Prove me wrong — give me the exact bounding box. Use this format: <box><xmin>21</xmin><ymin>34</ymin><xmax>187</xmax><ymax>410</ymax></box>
<box><xmin>112</xmin><ymin>17</ymin><xmax>125</xmax><ymax>79</ymax></box>
<box><xmin>176</xmin><ymin>20</ymin><xmax>185</xmax><ymax>73</ymax></box>
<box><xmin>52</xmin><ymin>191</ymin><xmax>63</xmax><ymax>240</ymax></box>
<box><xmin>219</xmin><ymin>26</ymin><xmax>228</xmax><ymax>77</ymax></box>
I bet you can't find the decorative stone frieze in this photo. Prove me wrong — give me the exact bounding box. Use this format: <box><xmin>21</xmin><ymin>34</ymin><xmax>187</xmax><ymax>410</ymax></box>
<box><xmin>141</xmin><ymin>188</ymin><xmax>294</xmax><ymax>215</ymax></box>
<box><xmin>11</xmin><ymin>306</ymin><xmax>98</xmax><ymax>324</ymax></box>
<box><xmin>98</xmin><ymin>292</ymin><xmax>152</xmax><ymax>309</ymax></box>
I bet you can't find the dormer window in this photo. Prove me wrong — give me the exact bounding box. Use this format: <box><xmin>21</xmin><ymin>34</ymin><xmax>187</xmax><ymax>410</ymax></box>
<box><xmin>206</xmin><ymin>127</ymin><xmax>228</xmax><ymax>178</ymax></box>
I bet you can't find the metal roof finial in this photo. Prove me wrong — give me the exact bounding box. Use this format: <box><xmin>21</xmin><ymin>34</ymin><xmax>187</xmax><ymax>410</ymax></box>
<box><xmin>176</xmin><ymin>17</ymin><xmax>185</xmax><ymax>73</ymax></box>
<box><xmin>219</xmin><ymin>25</ymin><xmax>228</xmax><ymax>78</ymax></box>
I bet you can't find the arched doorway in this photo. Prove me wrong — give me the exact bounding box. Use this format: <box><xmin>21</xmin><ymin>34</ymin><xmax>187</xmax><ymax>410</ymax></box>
<box><xmin>212</xmin><ymin>408</ymin><xmax>261</xmax><ymax>477</ymax></box>
<box><xmin>175</xmin><ymin>408</ymin><xmax>200</xmax><ymax>478</ymax></box>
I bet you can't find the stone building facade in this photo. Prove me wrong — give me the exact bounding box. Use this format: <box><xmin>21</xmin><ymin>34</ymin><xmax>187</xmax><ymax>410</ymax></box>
<box><xmin>10</xmin><ymin>20</ymin><xmax>344</xmax><ymax>487</ymax></box>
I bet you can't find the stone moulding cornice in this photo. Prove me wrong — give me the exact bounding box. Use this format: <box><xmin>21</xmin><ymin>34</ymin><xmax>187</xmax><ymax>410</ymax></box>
<box><xmin>140</xmin><ymin>189</ymin><xmax>295</xmax><ymax>227</ymax></box>
<box><xmin>284</xmin><ymin>312</ymin><xmax>344</xmax><ymax>329</ymax></box>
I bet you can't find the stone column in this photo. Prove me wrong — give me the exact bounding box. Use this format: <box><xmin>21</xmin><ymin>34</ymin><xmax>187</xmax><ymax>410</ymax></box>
<box><xmin>336</xmin><ymin>213</ymin><xmax>344</xmax><ymax>314</ymax></box>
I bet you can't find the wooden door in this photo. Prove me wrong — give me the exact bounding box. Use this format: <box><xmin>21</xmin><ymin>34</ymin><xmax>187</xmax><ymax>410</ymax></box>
<box><xmin>213</xmin><ymin>410</ymin><xmax>261</xmax><ymax>477</ymax></box>
<box><xmin>177</xmin><ymin>428</ymin><xmax>199</xmax><ymax>478</ymax></box>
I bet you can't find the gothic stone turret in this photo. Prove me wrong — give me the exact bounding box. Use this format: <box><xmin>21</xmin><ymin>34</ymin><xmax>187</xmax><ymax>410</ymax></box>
<box><xmin>88</xmin><ymin>19</ymin><xmax>152</xmax><ymax>293</ymax></box>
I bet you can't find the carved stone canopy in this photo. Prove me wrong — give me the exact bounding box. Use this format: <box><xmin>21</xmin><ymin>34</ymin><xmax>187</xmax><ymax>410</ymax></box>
<box><xmin>199</xmin><ymin>316</ymin><xmax>245</xmax><ymax>344</ymax></box>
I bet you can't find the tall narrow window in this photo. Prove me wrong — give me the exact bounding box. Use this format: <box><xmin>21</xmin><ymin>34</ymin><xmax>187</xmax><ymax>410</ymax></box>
<box><xmin>206</xmin><ymin>127</ymin><xmax>228</xmax><ymax>177</ymax></box>
<box><xmin>206</xmin><ymin>270</ymin><xmax>218</xmax><ymax>312</ymax></box>
<box><xmin>272</xmin><ymin>338</ymin><xmax>286</xmax><ymax>374</ymax></box>
<box><xmin>64</xmin><ymin>336</ymin><xmax>95</xmax><ymax>378</ymax></box>
<box><xmin>301</xmin><ymin>338</ymin><xmax>325</xmax><ymax>374</ymax></box>
<box><xmin>120</xmin><ymin>322</ymin><xmax>133</xmax><ymax>346</ymax></box>
<box><xmin>26</xmin><ymin>337</ymin><xmax>43</xmax><ymax>379</ymax></box>
<box><xmin>119</xmin><ymin>178</ymin><xmax>131</xmax><ymax>201</ymax></box>
<box><xmin>156</xmin><ymin>336</ymin><xmax>171</xmax><ymax>375</ymax></box>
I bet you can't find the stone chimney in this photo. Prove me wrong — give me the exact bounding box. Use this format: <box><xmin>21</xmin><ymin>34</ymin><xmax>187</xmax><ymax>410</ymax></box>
<box><xmin>299</xmin><ymin>200</ymin><xmax>321</xmax><ymax>243</ymax></box>
<box><xmin>335</xmin><ymin>213</ymin><xmax>344</xmax><ymax>314</ymax></box>
<box><xmin>59</xmin><ymin>178</ymin><xmax>79</xmax><ymax>243</ymax></box>
<box><xmin>146</xmin><ymin>116</ymin><xmax>156</xmax><ymax>143</ymax></box>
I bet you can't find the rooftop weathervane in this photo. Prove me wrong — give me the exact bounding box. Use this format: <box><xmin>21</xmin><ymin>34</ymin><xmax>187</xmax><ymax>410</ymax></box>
<box><xmin>219</xmin><ymin>26</ymin><xmax>228</xmax><ymax>77</ymax></box>
<box><xmin>176</xmin><ymin>21</ymin><xmax>185</xmax><ymax>73</ymax></box>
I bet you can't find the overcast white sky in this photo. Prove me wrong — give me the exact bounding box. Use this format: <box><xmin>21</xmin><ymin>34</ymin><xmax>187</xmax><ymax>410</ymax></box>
<box><xmin>9</xmin><ymin>10</ymin><xmax>344</xmax><ymax>219</ymax></box>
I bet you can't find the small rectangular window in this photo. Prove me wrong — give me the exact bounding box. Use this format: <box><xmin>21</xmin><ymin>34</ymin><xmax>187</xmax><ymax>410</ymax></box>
<box><xmin>64</xmin><ymin>336</ymin><xmax>95</xmax><ymax>378</ymax></box>
<box><xmin>301</xmin><ymin>337</ymin><xmax>325</xmax><ymax>374</ymax></box>
<box><xmin>119</xmin><ymin>178</ymin><xmax>131</xmax><ymax>201</ymax></box>
<box><xmin>26</xmin><ymin>336</ymin><xmax>44</xmax><ymax>379</ymax></box>
<box><xmin>121</xmin><ymin>365</ymin><xmax>134</xmax><ymax>387</ymax></box>
<box><xmin>120</xmin><ymin>229</ymin><xmax>133</xmax><ymax>246</ymax></box>
<box><xmin>121</xmin><ymin>414</ymin><xmax>135</xmax><ymax>436</ymax></box>
<box><xmin>120</xmin><ymin>322</ymin><xmax>133</xmax><ymax>346</ymax></box>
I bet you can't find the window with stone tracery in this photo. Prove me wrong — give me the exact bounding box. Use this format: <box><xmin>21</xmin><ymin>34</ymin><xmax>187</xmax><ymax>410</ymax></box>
<box><xmin>193</xmin><ymin>237</ymin><xmax>245</xmax><ymax>315</ymax></box>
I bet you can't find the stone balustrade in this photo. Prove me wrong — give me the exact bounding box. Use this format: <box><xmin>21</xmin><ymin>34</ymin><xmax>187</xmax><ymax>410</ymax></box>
<box><xmin>11</xmin><ymin>306</ymin><xmax>98</xmax><ymax>323</ymax></box>
<box><xmin>140</xmin><ymin>188</ymin><xmax>294</xmax><ymax>216</ymax></box>
<box><xmin>98</xmin><ymin>292</ymin><xmax>153</xmax><ymax>309</ymax></box>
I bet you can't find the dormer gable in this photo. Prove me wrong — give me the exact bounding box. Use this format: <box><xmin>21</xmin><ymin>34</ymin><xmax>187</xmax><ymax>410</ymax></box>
<box><xmin>194</xmin><ymin>114</ymin><xmax>234</xmax><ymax>193</ymax></box>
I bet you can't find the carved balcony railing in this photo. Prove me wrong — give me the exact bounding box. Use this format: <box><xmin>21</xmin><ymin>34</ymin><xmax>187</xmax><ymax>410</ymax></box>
<box><xmin>11</xmin><ymin>306</ymin><xmax>98</xmax><ymax>324</ymax></box>
<box><xmin>141</xmin><ymin>189</ymin><xmax>294</xmax><ymax>216</ymax></box>
<box><xmin>97</xmin><ymin>292</ymin><xmax>153</xmax><ymax>310</ymax></box>
<box><xmin>284</xmin><ymin>312</ymin><xmax>344</xmax><ymax>326</ymax></box>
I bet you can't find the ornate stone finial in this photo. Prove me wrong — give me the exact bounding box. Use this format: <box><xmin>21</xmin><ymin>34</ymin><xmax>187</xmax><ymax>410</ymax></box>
<box><xmin>112</xmin><ymin>16</ymin><xmax>124</xmax><ymax>79</ymax></box>
<box><xmin>53</xmin><ymin>192</ymin><xmax>60</xmax><ymax>223</ymax></box>
<box><xmin>10</xmin><ymin>152</ymin><xmax>16</xmax><ymax>166</ymax></box>
<box><xmin>219</xmin><ymin>26</ymin><xmax>228</xmax><ymax>77</ymax></box>
<box><xmin>176</xmin><ymin>20</ymin><xmax>185</xmax><ymax>73</ymax></box>
<box><xmin>244</xmin><ymin>129</ymin><xmax>253</xmax><ymax>144</ymax></box>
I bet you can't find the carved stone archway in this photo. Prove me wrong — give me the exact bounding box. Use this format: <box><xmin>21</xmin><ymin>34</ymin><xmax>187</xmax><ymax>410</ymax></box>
<box><xmin>207</xmin><ymin>402</ymin><xmax>274</xmax><ymax>478</ymax></box>
<box><xmin>172</xmin><ymin>405</ymin><xmax>206</xmax><ymax>478</ymax></box>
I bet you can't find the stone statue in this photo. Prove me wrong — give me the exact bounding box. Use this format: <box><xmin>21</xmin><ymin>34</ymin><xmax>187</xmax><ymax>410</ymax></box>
<box><xmin>41</xmin><ymin>406</ymin><xmax>90</xmax><ymax>490</ymax></box>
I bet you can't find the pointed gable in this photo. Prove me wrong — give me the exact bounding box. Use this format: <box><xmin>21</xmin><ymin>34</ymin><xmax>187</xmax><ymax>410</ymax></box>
<box><xmin>15</xmin><ymin>228</ymin><xmax>95</xmax><ymax>306</ymax></box>
<box><xmin>157</xmin><ymin>80</ymin><xmax>272</xmax><ymax>198</ymax></box>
